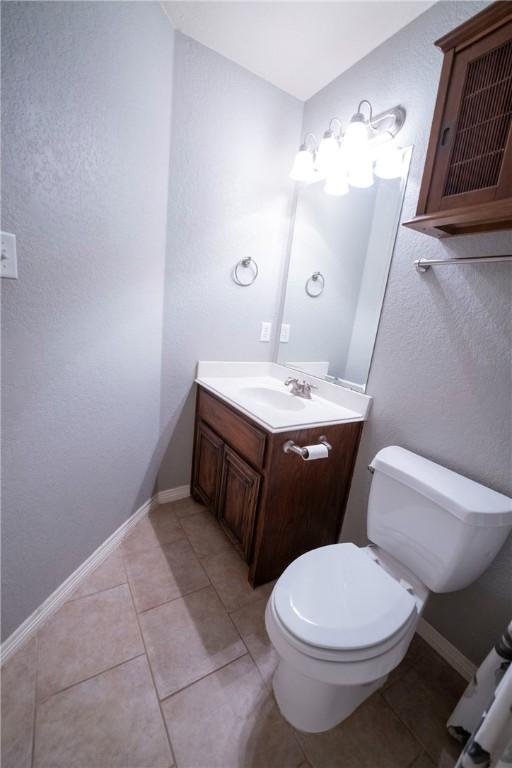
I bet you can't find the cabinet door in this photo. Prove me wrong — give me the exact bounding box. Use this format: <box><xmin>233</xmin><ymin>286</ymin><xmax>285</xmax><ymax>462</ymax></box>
<box><xmin>218</xmin><ymin>447</ymin><xmax>260</xmax><ymax>560</ymax></box>
<box><xmin>427</xmin><ymin>20</ymin><xmax>512</xmax><ymax>213</ymax></box>
<box><xmin>192</xmin><ymin>420</ymin><xmax>223</xmax><ymax>513</ymax></box>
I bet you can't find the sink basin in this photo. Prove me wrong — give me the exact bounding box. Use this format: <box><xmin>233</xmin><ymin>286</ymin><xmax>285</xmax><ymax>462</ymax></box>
<box><xmin>195</xmin><ymin>363</ymin><xmax>371</xmax><ymax>431</ymax></box>
<box><xmin>240</xmin><ymin>386</ymin><xmax>306</xmax><ymax>412</ymax></box>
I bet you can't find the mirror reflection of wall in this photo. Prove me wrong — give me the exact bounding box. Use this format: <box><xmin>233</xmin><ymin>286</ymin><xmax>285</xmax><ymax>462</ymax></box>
<box><xmin>277</xmin><ymin>147</ymin><xmax>412</xmax><ymax>391</ymax></box>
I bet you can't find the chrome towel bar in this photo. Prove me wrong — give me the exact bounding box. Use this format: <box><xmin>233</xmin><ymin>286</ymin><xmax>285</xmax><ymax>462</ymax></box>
<box><xmin>415</xmin><ymin>255</ymin><xmax>512</xmax><ymax>273</ymax></box>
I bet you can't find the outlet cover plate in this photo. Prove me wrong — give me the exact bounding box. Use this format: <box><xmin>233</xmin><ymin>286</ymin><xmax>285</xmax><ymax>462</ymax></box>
<box><xmin>260</xmin><ymin>321</ymin><xmax>272</xmax><ymax>342</ymax></box>
<box><xmin>1</xmin><ymin>232</ymin><xmax>18</xmax><ymax>279</ymax></box>
<box><xmin>280</xmin><ymin>324</ymin><xmax>291</xmax><ymax>343</ymax></box>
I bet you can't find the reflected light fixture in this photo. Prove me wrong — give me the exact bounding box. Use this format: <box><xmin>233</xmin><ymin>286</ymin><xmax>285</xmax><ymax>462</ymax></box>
<box><xmin>374</xmin><ymin>143</ymin><xmax>404</xmax><ymax>179</ymax></box>
<box><xmin>347</xmin><ymin>155</ymin><xmax>374</xmax><ymax>188</ymax></box>
<box><xmin>325</xmin><ymin>173</ymin><xmax>349</xmax><ymax>196</ymax></box>
<box><xmin>289</xmin><ymin>133</ymin><xmax>317</xmax><ymax>182</ymax></box>
<box><xmin>325</xmin><ymin>145</ymin><xmax>349</xmax><ymax>196</ymax></box>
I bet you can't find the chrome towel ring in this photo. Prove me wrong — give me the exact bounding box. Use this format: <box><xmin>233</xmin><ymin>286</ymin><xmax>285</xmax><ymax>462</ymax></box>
<box><xmin>305</xmin><ymin>271</ymin><xmax>325</xmax><ymax>297</ymax></box>
<box><xmin>233</xmin><ymin>257</ymin><xmax>259</xmax><ymax>286</ymax></box>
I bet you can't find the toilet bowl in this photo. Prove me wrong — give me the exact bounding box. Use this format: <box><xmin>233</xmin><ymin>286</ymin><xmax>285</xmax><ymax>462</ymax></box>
<box><xmin>265</xmin><ymin>543</ymin><xmax>427</xmax><ymax>732</ymax></box>
<box><xmin>265</xmin><ymin>446</ymin><xmax>512</xmax><ymax>733</ymax></box>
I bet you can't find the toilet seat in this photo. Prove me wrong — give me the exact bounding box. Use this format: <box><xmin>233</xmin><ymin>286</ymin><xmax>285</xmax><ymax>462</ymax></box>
<box><xmin>273</xmin><ymin>543</ymin><xmax>416</xmax><ymax>652</ymax></box>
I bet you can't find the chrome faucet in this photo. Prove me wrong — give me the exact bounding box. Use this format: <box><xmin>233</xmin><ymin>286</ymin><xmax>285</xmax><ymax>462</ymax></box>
<box><xmin>284</xmin><ymin>377</ymin><xmax>318</xmax><ymax>399</ymax></box>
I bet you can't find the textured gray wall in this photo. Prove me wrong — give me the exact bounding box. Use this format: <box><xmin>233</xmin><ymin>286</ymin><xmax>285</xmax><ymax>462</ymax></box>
<box><xmin>157</xmin><ymin>33</ymin><xmax>302</xmax><ymax>490</ymax></box>
<box><xmin>303</xmin><ymin>1</ymin><xmax>511</xmax><ymax>664</ymax></box>
<box><xmin>1</xmin><ymin>2</ymin><xmax>174</xmax><ymax>639</ymax></box>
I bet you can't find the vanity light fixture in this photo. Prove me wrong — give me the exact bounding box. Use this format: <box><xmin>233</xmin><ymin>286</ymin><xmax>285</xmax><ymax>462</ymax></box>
<box><xmin>316</xmin><ymin>119</ymin><xmax>342</xmax><ymax>179</ymax></box>
<box><xmin>289</xmin><ymin>101</ymin><xmax>406</xmax><ymax>193</ymax></box>
<box><xmin>344</xmin><ymin>101</ymin><xmax>372</xmax><ymax>156</ymax></box>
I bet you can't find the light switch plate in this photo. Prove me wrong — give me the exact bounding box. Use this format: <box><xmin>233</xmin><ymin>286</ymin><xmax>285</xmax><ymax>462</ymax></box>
<box><xmin>280</xmin><ymin>324</ymin><xmax>291</xmax><ymax>343</ymax></box>
<box><xmin>260</xmin><ymin>321</ymin><xmax>272</xmax><ymax>342</ymax></box>
<box><xmin>1</xmin><ymin>232</ymin><xmax>18</xmax><ymax>279</ymax></box>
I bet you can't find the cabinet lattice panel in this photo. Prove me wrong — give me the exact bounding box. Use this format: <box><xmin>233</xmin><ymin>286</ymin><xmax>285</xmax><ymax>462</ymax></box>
<box><xmin>444</xmin><ymin>39</ymin><xmax>512</xmax><ymax>197</ymax></box>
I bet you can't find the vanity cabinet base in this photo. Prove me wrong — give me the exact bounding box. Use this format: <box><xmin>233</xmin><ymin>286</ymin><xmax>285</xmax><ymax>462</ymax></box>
<box><xmin>191</xmin><ymin>386</ymin><xmax>363</xmax><ymax>587</ymax></box>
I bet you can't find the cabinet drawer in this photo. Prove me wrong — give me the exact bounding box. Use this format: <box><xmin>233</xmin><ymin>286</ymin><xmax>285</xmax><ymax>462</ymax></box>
<box><xmin>197</xmin><ymin>388</ymin><xmax>266</xmax><ymax>470</ymax></box>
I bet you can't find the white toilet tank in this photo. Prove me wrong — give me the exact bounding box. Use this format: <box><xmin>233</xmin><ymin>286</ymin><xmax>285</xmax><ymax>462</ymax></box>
<box><xmin>367</xmin><ymin>446</ymin><xmax>512</xmax><ymax>592</ymax></box>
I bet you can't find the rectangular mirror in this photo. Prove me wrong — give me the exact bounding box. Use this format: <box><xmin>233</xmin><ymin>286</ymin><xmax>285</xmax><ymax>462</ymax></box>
<box><xmin>276</xmin><ymin>146</ymin><xmax>412</xmax><ymax>392</ymax></box>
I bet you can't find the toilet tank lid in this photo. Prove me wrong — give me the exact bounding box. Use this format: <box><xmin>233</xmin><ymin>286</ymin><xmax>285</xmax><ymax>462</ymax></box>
<box><xmin>370</xmin><ymin>446</ymin><xmax>512</xmax><ymax>527</ymax></box>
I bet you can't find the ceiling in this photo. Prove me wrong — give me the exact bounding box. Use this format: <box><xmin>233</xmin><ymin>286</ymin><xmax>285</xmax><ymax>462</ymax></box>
<box><xmin>162</xmin><ymin>1</ymin><xmax>436</xmax><ymax>101</ymax></box>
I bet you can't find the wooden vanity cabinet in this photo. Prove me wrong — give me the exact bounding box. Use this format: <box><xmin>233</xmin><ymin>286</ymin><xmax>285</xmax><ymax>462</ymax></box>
<box><xmin>191</xmin><ymin>386</ymin><xmax>363</xmax><ymax>587</ymax></box>
<box><xmin>404</xmin><ymin>2</ymin><xmax>512</xmax><ymax>237</ymax></box>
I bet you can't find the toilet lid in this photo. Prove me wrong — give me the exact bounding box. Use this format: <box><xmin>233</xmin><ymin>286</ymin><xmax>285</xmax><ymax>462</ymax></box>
<box><xmin>273</xmin><ymin>543</ymin><xmax>416</xmax><ymax>650</ymax></box>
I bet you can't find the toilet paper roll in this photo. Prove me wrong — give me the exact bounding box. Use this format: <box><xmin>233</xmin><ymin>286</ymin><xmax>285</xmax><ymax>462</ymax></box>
<box><xmin>303</xmin><ymin>444</ymin><xmax>329</xmax><ymax>461</ymax></box>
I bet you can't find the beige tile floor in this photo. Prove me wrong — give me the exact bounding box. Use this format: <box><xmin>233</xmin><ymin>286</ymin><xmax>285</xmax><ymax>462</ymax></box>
<box><xmin>1</xmin><ymin>498</ymin><xmax>466</xmax><ymax>768</ymax></box>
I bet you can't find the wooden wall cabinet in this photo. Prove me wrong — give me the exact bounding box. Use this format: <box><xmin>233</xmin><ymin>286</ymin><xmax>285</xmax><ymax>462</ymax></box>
<box><xmin>404</xmin><ymin>2</ymin><xmax>512</xmax><ymax>238</ymax></box>
<box><xmin>191</xmin><ymin>386</ymin><xmax>363</xmax><ymax>587</ymax></box>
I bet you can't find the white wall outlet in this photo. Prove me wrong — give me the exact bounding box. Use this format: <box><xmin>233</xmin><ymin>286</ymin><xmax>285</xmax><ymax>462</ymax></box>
<box><xmin>259</xmin><ymin>321</ymin><xmax>272</xmax><ymax>342</ymax></box>
<box><xmin>1</xmin><ymin>232</ymin><xmax>18</xmax><ymax>279</ymax></box>
<box><xmin>280</xmin><ymin>324</ymin><xmax>291</xmax><ymax>343</ymax></box>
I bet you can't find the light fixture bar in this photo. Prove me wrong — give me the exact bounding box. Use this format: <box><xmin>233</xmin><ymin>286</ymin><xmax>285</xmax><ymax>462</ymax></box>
<box><xmin>369</xmin><ymin>105</ymin><xmax>406</xmax><ymax>142</ymax></box>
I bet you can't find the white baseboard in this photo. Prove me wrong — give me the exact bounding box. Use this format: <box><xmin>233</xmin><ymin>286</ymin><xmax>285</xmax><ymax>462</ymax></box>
<box><xmin>417</xmin><ymin>618</ymin><xmax>476</xmax><ymax>681</ymax></box>
<box><xmin>157</xmin><ymin>485</ymin><xmax>190</xmax><ymax>504</ymax></box>
<box><xmin>0</xmin><ymin>495</ymin><xmax>155</xmax><ymax>666</ymax></box>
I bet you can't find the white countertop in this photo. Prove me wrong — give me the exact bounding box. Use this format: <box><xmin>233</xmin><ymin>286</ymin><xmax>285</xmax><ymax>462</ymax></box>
<box><xmin>195</xmin><ymin>362</ymin><xmax>372</xmax><ymax>433</ymax></box>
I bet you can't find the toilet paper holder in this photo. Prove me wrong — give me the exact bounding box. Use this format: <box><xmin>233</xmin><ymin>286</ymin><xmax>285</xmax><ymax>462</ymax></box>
<box><xmin>283</xmin><ymin>436</ymin><xmax>332</xmax><ymax>460</ymax></box>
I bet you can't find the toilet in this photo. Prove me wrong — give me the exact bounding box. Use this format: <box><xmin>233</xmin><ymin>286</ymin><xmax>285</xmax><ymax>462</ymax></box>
<box><xmin>265</xmin><ymin>446</ymin><xmax>512</xmax><ymax>733</ymax></box>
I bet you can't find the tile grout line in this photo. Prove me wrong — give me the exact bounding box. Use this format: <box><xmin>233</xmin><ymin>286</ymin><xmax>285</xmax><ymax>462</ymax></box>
<box><xmin>124</xmin><ymin>554</ymin><xmax>180</xmax><ymax>768</ymax></box>
<box><xmin>35</xmin><ymin>653</ymin><xmax>147</xmax><ymax>707</ymax></box>
<box><xmin>406</xmin><ymin>751</ymin><xmax>426</xmax><ymax>768</ymax></box>
<box><xmin>158</xmin><ymin>652</ymin><xmax>253</xmax><ymax>705</ymax></box>
<box><xmin>226</xmin><ymin>599</ymin><xmax>275</xmax><ymax>693</ymax></box>
<box><xmin>65</xmin><ymin>578</ymin><xmax>128</xmax><ymax>605</ymax></box>
<box><xmin>122</xmin><ymin>540</ymin><xmax>189</xmax><ymax>561</ymax></box>
<box><xmin>377</xmin><ymin>689</ymin><xmax>427</xmax><ymax>762</ymax></box>
<box><xmin>30</xmin><ymin>634</ymin><xmax>39</xmax><ymax>768</ymax></box>
<box><xmin>135</xmin><ymin>581</ymin><xmax>212</xmax><ymax>616</ymax></box>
